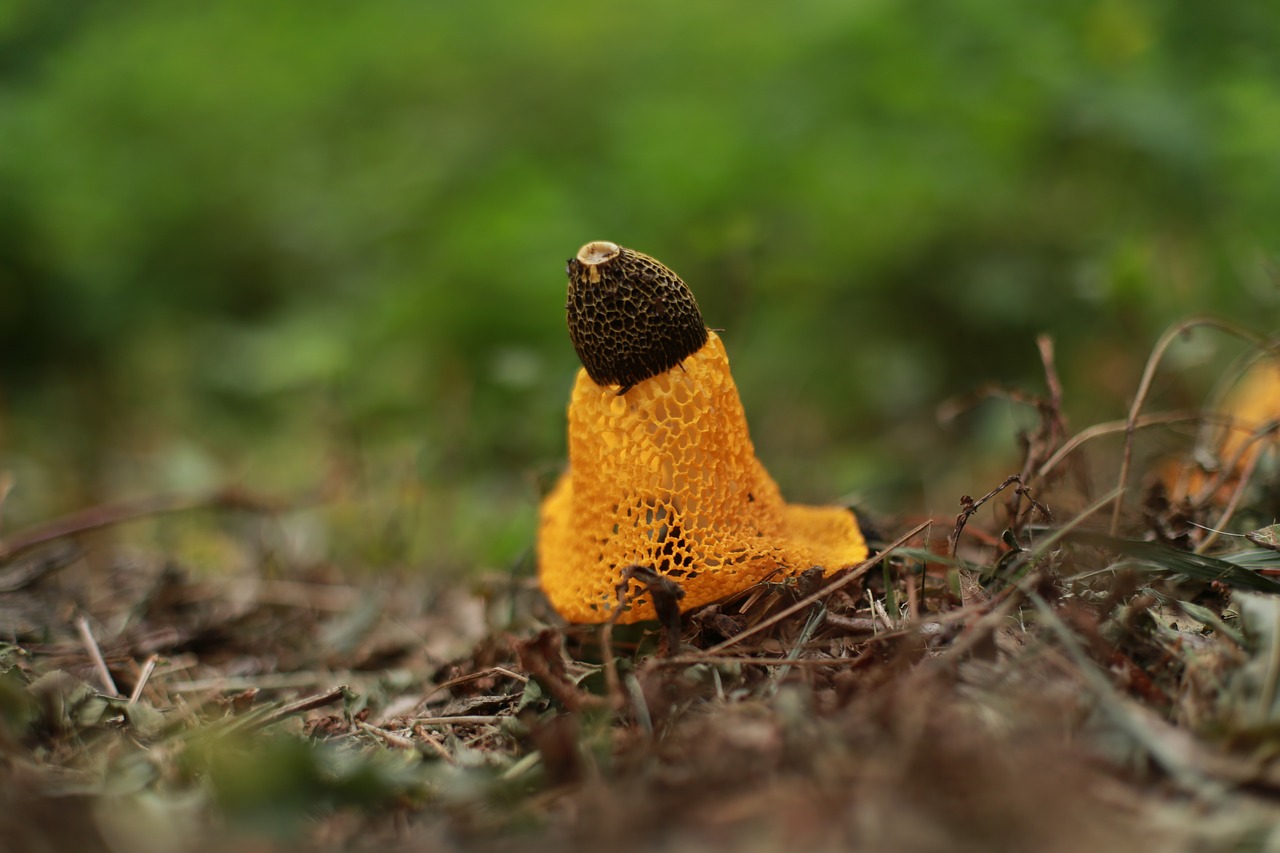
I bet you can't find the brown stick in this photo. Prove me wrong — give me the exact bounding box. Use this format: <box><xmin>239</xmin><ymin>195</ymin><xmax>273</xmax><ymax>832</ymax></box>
<box><xmin>240</xmin><ymin>685</ymin><xmax>348</xmax><ymax>733</ymax></box>
<box><xmin>1037</xmin><ymin>334</ymin><xmax>1066</xmax><ymax>448</ymax></box>
<box><xmin>948</xmin><ymin>475</ymin><xmax>1023</xmax><ymax>559</ymax></box>
<box><xmin>76</xmin><ymin>615</ymin><xmax>120</xmax><ymax>697</ymax></box>
<box><xmin>1006</xmin><ymin>335</ymin><xmax>1067</xmax><ymax>527</ymax></box>
<box><xmin>129</xmin><ymin>654</ymin><xmax>160</xmax><ymax>704</ymax></box>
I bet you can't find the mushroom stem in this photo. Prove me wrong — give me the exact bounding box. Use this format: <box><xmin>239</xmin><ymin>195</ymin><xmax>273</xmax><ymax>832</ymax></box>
<box><xmin>566</xmin><ymin>242</ymin><xmax>709</xmax><ymax>393</ymax></box>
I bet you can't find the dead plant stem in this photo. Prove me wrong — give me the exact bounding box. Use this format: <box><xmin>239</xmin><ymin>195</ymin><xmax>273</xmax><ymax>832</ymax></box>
<box><xmin>76</xmin><ymin>615</ymin><xmax>120</xmax><ymax>697</ymax></box>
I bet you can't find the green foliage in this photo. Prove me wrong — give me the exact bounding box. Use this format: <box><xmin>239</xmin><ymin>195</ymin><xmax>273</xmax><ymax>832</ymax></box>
<box><xmin>187</xmin><ymin>734</ymin><xmax>429</xmax><ymax>836</ymax></box>
<box><xmin>0</xmin><ymin>664</ymin><xmax>36</xmax><ymax>736</ymax></box>
<box><xmin>1</xmin><ymin>1</ymin><xmax>1277</xmax><ymax>567</ymax></box>
<box><xmin>1066</xmin><ymin>532</ymin><xmax>1280</xmax><ymax>594</ymax></box>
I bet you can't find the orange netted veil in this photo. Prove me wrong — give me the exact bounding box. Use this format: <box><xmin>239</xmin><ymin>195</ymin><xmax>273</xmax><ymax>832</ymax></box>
<box><xmin>539</xmin><ymin>289</ymin><xmax>868</xmax><ymax>622</ymax></box>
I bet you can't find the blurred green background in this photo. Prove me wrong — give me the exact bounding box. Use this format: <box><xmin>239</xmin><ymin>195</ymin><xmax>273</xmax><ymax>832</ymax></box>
<box><xmin>1</xmin><ymin>1</ymin><xmax>1276</xmax><ymax>575</ymax></box>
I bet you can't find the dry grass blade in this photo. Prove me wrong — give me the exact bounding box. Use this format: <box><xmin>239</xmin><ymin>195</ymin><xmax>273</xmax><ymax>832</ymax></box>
<box><xmin>357</xmin><ymin>720</ymin><xmax>417</xmax><ymax>750</ymax></box>
<box><xmin>129</xmin><ymin>654</ymin><xmax>159</xmax><ymax>704</ymax></box>
<box><xmin>75</xmin><ymin>615</ymin><xmax>120</xmax><ymax>697</ymax></box>
<box><xmin>1036</xmin><ymin>412</ymin><xmax>1206</xmax><ymax>480</ymax></box>
<box><xmin>238</xmin><ymin>685</ymin><xmax>348</xmax><ymax>734</ymax></box>
<box><xmin>1221</xmin><ymin>549</ymin><xmax>1280</xmax><ymax>571</ymax></box>
<box><xmin>939</xmin><ymin>581</ymin><xmax>1031</xmax><ymax>661</ymax></box>
<box><xmin>412</xmin><ymin>715</ymin><xmax>506</xmax><ymax>726</ymax></box>
<box><xmin>948</xmin><ymin>474</ymin><xmax>1041</xmax><ymax>558</ymax></box>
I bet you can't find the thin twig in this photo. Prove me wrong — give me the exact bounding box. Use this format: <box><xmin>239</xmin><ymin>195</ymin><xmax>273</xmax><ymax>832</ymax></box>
<box><xmin>357</xmin><ymin>720</ymin><xmax>417</xmax><ymax>750</ymax></box>
<box><xmin>1001</xmin><ymin>336</ymin><xmax>1068</xmax><ymax>528</ymax></box>
<box><xmin>76</xmin><ymin>615</ymin><xmax>120</xmax><ymax>697</ymax></box>
<box><xmin>129</xmin><ymin>654</ymin><xmax>159</xmax><ymax>704</ymax></box>
<box><xmin>811</xmin><ymin>614</ymin><xmax>880</xmax><ymax>633</ymax></box>
<box><xmin>1036</xmin><ymin>413</ymin><xmax>1207</xmax><ymax>480</ymax></box>
<box><xmin>240</xmin><ymin>685</ymin><xmax>347</xmax><ymax>733</ymax></box>
<box><xmin>870</xmin><ymin>595</ymin><xmax>895</xmax><ymax>631</ymax></box>
<box><xmin>1037</xmin><ymin>334</ymin><xmax>1065</xmax><ymax>448</ymax></box>
<box><xmin>663</xmin><ymin>594</ymin><xmax>1009</xmax><ymax>668</ymax></box>
<box><xmin>414</xmin><ymin>666</ymin><xmax>529</xmax><ymax>713</ymax></box>
<box><xmin>655</xmin><ymin>653</ymin><xmax>868</xmax><ymax>668</ymax></box>
<box><xmin>905</xmin><ymin>570</ymin><xmax>920</xmax><ymax>624</ymax></box>
<box><xmin>936</xmin><ymin>384</ymin><xmax>1042</xmax><ymax>424</ymax></box>
<box><xmin>412</xmin><ymin>725</ymin><xmax>458</xmax><ymax>764</ymax></box>
<box><xmin>413</xmin><ymin>714</ymin><xmax>507</xmax><ymax>726</ymax></box>
<box><xmin>0</xmin><ymin>542</ymin><xmax>81</xmax><ymax>592</ymax></box>
<box><xmin>705</xmin><ymin>521</ymin><xmax>930</xmax><ymax>655</ymax></box>
<box><xmin>939</xmin><ymin>582</ymin><xmax>1029</xmax><ymax>661</ymax></box>
<box><xmin>166</xmin><ymin>671</ymin><xmax>362</xmax><ymax>693</ymax></box>
<box><xmin>948</xmin><ymin>475</ymin><xmax>1022</xmax><ymax>559</ymax></box>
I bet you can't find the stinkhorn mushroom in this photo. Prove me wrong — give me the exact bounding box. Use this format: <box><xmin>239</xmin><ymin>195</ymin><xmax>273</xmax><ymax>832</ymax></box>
<box><xmin>538</xmin><ymin>241</ymin><xmax>869</xmax><ymax>624</ymax></box>
<box><xmin>1163</xmin><ymin>357</ymin><xmax>1280</xmax><ymax>505</ymax></box>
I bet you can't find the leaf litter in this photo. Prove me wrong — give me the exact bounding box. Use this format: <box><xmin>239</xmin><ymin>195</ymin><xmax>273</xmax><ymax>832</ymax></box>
<box><xmin>5</xmin><ymin>322</ymin><xmax>1280</xmax><ymax>851</ymax></box>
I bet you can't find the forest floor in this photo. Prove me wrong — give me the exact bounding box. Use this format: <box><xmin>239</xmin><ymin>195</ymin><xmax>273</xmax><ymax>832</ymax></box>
<box><xmin>5</xmin><ymin>341</ymin><xmax>1280</xmax><ymax>852</ymax></box>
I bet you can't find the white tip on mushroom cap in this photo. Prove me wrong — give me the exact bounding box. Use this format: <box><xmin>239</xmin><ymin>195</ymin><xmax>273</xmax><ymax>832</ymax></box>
<box><xmin>576</xmin><ymin>241</ymin><xmax>621</xmax><ymax>266</ymax></box>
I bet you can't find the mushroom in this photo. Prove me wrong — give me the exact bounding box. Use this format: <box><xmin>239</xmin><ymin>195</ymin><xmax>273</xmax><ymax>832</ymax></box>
<box><xmin>1164</xmin><ymin>357</ymin><xmax>1280</xmax><ymax>505</ymax></box>
<box><xmin>538</xmin><ymin>241</ymin><xmax>868</xmax><ymax>624</ymax></box>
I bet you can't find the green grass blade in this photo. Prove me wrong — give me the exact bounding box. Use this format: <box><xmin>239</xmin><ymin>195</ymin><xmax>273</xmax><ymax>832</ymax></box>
<box><xmin>1058</xmin><ymin>530</ymin><xmax>1280</xmax><ymax>594</ymax></box>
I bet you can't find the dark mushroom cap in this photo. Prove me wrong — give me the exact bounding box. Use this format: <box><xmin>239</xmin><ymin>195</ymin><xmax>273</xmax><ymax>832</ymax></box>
<box><xmin>566</xmin><ymin>241</ymin><xmax>709</xmax><ymax>391</ymax></box>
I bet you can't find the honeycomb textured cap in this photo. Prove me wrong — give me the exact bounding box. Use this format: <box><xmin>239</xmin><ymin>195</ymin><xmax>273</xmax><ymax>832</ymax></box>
<box><xmin>538</xmin><ymin>332</ymin><xmax>868</xmax><ymax>624</ymax></box>
<box><xmin>565</xmin><ymin>242</ymin><xmax>708</xmax><ymax>392</ymax></box>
